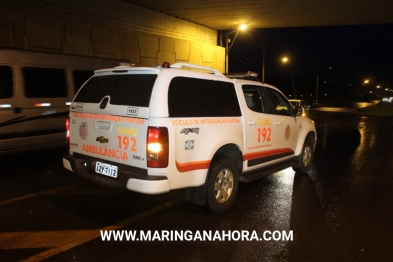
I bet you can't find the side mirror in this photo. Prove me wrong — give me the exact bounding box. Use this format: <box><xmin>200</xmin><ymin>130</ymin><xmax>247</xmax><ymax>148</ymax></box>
<box><xmin>295</xmin><ymin>105</ymin><xmax>303</xmax><ymax>116</ymax></box>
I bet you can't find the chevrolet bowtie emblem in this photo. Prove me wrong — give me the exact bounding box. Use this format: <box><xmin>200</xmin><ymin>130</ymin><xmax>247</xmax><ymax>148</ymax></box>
<box><xmin>96</xmin><ymin>136</ymin><xmax>109</xmax><ymax>143</ymax></box>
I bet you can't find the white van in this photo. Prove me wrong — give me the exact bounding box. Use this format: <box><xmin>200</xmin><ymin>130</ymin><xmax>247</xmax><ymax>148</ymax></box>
<box><xmin>63</xmin><ymin>62</ymin><xmax>317</xmax><ymax>213</ymax></box>
<box><xmin>0</xmin><ymin>49</ymin><xmax>129</xmax><ymax>155</ymax></box>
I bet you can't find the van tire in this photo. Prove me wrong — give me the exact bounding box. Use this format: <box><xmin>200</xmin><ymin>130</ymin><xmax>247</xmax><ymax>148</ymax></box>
<box><xmin>205</xmin><ymin>158</ymin><xmax>239</xmax><ymax>213</ymax></box>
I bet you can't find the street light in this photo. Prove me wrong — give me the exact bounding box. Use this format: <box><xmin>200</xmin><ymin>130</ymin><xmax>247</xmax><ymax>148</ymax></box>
<box><xmin>225</xmin><ymin>24</ymin><xmax>247</xmax><ymax>74</ymax></box>
<box><xmin>282</xmin><ymin>57</ymin><xmax>296</xmax><ymax>99</ymax></box>
<box><xmin>360</xmin><ymin>79</ymin><xmax>370</xmax><ymax>105</ymax></box>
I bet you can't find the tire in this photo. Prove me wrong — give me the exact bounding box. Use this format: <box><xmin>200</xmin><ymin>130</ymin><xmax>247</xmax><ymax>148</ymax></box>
<box><xmin>205</xmin><ymin>158</ymin><xmax>239</xmax><ymax>213</ymax></box>
<box><xmin>293</xmin><ymin>139</ymin><xmax>314</xmax><ymax>173</ymax></box>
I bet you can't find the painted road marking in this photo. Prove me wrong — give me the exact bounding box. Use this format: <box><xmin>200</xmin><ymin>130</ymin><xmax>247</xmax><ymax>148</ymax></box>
<box><xmin>0</xmin><ymin>182</ymin><xmax>87</xmax><ymax>206</ymax></box>
<box><xmin>0</xmin><ymin>196</ymin><xmax>184</xmax><ymax>262</ymax></box>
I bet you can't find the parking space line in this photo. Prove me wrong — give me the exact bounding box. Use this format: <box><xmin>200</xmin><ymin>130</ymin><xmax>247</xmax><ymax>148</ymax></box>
<box><xmin>0</xmin><ymin>182</ymin><xmax>87</xmax><ymax>206</ymax></box>
<box><xmin>0</xmin><ymin>196</ymin><xmax>184</xmax><ymax>262</ymax></box>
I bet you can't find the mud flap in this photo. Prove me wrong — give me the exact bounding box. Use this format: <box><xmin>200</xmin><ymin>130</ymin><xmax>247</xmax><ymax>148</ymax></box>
<box><xmin>185</xmin><ymin>183</ymin><xmax>207</xmax><ymax>206</ymax></box>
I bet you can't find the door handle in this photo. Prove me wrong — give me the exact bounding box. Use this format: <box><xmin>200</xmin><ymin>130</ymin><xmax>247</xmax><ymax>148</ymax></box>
<box><xmin>248</xmin><ymin>121</ymin><xmax>256</xmax><ymax>126</ymax></box>
<box><xmin>275</xmin><ymin>121</ymin><xmax>281</xmax><ymax>126</ymax></box>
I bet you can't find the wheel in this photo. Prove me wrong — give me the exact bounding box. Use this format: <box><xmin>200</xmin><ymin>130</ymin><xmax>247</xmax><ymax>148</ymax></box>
<box><xmin>293</xmin><ymin>139</ymin><xmax>314</xmax><ymax>173</ymax></box>
<box><xmin>205</xmin><ymin>158</ymin><xmax>239</xmax><ymax>213</ymax></box>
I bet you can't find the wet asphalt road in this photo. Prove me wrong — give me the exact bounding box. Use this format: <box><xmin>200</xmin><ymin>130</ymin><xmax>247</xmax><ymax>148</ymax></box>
<box><xmin>0</xmin><ymin>110</ymin><xmax>392</xmax><ymax>261</ymax></box>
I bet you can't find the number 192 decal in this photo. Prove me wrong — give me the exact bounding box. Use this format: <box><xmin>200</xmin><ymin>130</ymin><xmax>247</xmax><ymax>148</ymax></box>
<box><xmin>117</xmin><ymin>136</ymin><xmax>137</xmax><ymax>151</ymax></box>
<box><xmin>257</xmin><ymin>127</ymin><xmax>272</xmax><ymax>142</ymax></box>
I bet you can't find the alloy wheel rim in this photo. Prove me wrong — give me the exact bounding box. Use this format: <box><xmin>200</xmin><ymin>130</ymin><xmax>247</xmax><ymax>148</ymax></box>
<box><xmin>214</xmin><ymin>168</ymin><xmax>234</xmax><ymax>203</ymax></box>
<box><xmin>303</xmin><ymin>145</ymin><xmax>312</xmax><ymax>167</ymax></box>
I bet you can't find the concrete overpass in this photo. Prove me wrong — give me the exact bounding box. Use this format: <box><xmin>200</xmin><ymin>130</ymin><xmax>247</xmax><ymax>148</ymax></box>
<box><xmin>0</xmin><ymin>0</ymin><xmax>391</xmax><ymax>73</ymax></box>
<box><xmin>128</xmin><ymin>0</ymin><xmax>393</xmax><ymax>30</ymax></box>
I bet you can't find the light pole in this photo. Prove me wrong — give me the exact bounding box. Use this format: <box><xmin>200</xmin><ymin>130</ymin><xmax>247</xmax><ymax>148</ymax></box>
<box><xmin>282</xmin><ymin>57</ymin><xmax>296</xmax><ymax>99</ymax></box>
<box><xmin>315</xmin><ymin>60</ymin><xmax>319</xmax><ymax>104</ymax></box>
<box><xmin>225</xmin><ymin>24</ymin><xmax>247</xmax><ymax>74</ymax></box>
<box><xmin>262</xmin><ymin>45</ymin><xmax>265</xmax><ymax>83</ymax></box>
<box><xmin>360</xmin><ymin>79</ymin><xmax>370</xmax><ymax>106</ymax></box>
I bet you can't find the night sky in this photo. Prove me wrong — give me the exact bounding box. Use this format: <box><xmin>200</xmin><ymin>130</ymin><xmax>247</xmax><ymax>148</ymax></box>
<box><xmin>225</xmin><ymin>24</ymin><xmax>393</xmax><ymax>98</ymax></box>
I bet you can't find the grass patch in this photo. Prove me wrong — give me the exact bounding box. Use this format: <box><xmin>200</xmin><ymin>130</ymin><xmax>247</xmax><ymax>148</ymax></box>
<box><xmin>355</xmin><ymin>102</ymin><xmax>393</xmax><ymax>117</ymax></box>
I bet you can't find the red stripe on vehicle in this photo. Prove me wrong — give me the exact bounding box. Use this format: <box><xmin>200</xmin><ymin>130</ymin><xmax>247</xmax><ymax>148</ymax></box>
<box><xmin>176</xmin><ymin>160</ymin><xmax>211</xmax><ymax>173</ymax></box>
<box><xmin>243</xmin><ymin>148</ymin><xmax>294</xmax><ymax>161</ymax></box>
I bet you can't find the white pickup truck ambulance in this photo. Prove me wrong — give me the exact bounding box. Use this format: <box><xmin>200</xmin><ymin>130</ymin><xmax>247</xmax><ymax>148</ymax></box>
<box><xmin>63</xmin><ymin>63</ymin><xmax>316</xmax><ymax>213</ymax></box>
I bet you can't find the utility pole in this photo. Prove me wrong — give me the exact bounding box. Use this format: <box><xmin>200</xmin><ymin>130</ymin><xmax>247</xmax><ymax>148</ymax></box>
<box><xmin>262</xmin><ymin>46</ymin><xmax>265</xmax><ymax>83</ymax></box>
<box><xmin>315</xmin><ymin>60</ymin><xmax>319</xmax><ymax>104</ymax></box>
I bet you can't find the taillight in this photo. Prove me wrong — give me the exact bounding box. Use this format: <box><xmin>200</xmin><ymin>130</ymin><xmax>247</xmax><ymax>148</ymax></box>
<box><xmin>147</xmin><ymin>127</ymin><xmax>169</xmax><ymax>168</ymax></box>
<box><xmin>66</xmin><ymin>117</ymin><xmax>70</xmax><ymax>149</ymax></box>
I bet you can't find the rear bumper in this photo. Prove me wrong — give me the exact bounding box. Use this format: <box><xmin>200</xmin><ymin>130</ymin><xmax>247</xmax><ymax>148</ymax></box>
<box><xmin>63</xmin><ymin>153</ymin><xmax>169</xmax><ymax>193</ymax></box>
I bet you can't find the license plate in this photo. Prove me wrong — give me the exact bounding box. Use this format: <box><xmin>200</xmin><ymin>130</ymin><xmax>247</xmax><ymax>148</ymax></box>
<box><xmin>95</xmin><ymin>161</ymin><xmax>118</xmax><ymax>178</ymax></box>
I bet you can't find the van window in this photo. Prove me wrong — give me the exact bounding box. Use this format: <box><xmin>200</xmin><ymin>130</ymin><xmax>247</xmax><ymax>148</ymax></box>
<box><xmin>73</xmin><ymin>70</ymin><xmax>94</xmax><ymax>93</ymax></box>
<box><xmin>168</xmin><ymin>77</ymin><xmax>241</xmax><ymax>117</ymax></box>
<box><xmin>23</xmin><ymin>67</ymin><xmax>67</xmax><ymax>98</ymax></box>
<box><xmin>0</xmin><ymin>66</ymin><xmax>13</xmax><ymax>99</ymax></box>
<box><xmin>73</xmin><ymin>74</ymin><xmax>156</xmax><ymax>107</ymax></box>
